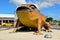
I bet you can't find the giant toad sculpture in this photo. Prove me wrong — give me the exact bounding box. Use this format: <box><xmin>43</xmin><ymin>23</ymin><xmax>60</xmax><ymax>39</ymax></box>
<box><xmin>13</xmin><ymin>4</ymin><xmax>52</xmax><ymax>34</ymax></box>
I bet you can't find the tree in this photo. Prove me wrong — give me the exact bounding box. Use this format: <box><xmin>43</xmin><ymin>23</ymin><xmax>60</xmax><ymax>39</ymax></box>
<box><xmin>46</xmin><ymin>17</ymin><xmax>53</xmax><ymax>22</ymax></box>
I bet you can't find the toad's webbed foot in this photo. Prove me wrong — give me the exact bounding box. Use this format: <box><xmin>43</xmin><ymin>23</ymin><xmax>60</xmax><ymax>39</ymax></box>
<box><xmin>45</xmin><ymin>30</ymin><xmax>52</xmax><ymax>32</ymax></box>
<box><xmin>34</xmin><ymin>31</ymin><xmax>43</xmax><ymax>35</ymax></box>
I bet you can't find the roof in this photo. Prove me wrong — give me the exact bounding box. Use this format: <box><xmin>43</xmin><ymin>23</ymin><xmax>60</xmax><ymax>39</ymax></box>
<box><xmin>0</xmin><ymin>14</ymin><xmax>15</xmax><ymax>18</ymax></box>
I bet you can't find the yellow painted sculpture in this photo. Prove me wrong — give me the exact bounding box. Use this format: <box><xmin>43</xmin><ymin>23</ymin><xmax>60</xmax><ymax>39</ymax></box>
<box><xmin>13</xmin><ymin>4</ymin><xmax>52</xmax><ymax>34</ymax></box>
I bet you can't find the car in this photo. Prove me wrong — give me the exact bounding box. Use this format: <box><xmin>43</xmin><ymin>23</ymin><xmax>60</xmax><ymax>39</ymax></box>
<box><xmin>2</xmin><ymin>23</ymin><xmax>13</xmax><ymax>27</ymax></box>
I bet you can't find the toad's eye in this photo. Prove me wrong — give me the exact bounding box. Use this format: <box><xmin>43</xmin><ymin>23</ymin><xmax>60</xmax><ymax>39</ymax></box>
<box><xmin>31</xmin><ymin>6</ymin><xmax>35</xmax><ymax>9</ymax></box>
<box><xmin>30</xmin><ymin>5</ymin><xmax>37</xmax><ymax>9</ymax></box>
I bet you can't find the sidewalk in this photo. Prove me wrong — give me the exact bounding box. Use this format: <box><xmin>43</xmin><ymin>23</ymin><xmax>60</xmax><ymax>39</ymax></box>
<box><xmin>0</xmin><ymin>28</ymin><xmax>60</xmax><ymax>40</ymax></box>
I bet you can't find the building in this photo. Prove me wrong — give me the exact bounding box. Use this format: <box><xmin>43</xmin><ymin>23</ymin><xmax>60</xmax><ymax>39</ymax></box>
<box><xmin>0</xmin><ymin>14</ymin><xmax>17</xmax><ymax>27</ymax></box>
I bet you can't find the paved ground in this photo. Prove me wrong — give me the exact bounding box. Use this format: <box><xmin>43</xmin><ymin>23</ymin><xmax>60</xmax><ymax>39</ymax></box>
<box><xmin>0</xmin><ymin>26</ymin><xmax>60</xmax><ymax>40</ymax></box>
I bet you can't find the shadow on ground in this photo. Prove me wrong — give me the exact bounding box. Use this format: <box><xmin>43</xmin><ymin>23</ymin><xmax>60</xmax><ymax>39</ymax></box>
<box><xmin>0</xmin><ymin>26</ymin><xmax>60</xmax><ymax>32</ymax></box>
<box><xmin>16</xmin><ymin>27</ymin><xmax>37</xmax><ymax>32</ymax></box>
<box><xmin>16</xmin><ymin>26</ymin><xmax>60</xmax><ymax>32</ymax></box>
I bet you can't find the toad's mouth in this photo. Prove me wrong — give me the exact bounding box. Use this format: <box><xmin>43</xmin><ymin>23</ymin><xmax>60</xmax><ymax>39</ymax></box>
<box><xmin>16</xmin><ymin>7</ymin><xmax>37</xmax><ymax>20</ymax></box>
<box><xmin>16</xmin><ymin>7</ymin><xmax>31</xmax><ymax>11</ymax></box>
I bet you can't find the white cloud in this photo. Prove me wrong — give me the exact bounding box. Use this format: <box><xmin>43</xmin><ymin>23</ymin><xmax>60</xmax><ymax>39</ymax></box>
<box><xmin>9</xmin><ymin>0</ymin><xmax>60</xmax><ymax>9</ymax></box>
<box><xmin>39</xmin><ymin>0</ymin><xmax>60</xmax><ymax>9</ymax></box>
<box><xmin>10</xmin><ymin>0</ymin><xmax>26</xmax><ymax>6</ymax></box>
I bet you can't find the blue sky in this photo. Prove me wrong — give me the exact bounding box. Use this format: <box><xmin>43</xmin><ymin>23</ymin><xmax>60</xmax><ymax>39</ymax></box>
<box><xmin>0</xmin><ymin>0</ymin><xmax>60</xmax><ymax>20</ymax></box>
<box><xmin>0</xmin><ymin>0</ymin><xmax>17</xmax><ymax>14</ymax></box>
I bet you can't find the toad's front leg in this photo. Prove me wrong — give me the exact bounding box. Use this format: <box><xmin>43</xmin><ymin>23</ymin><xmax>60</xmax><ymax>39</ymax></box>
<box><xmin>13</xmin><ymin>19</ymin><xmax>20</xmax><ymax>32</ymax></box>
<box><xmin>34</xmin><ymin>19</ymin><xmax>42</xmax><ymax>35</ymax></box>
